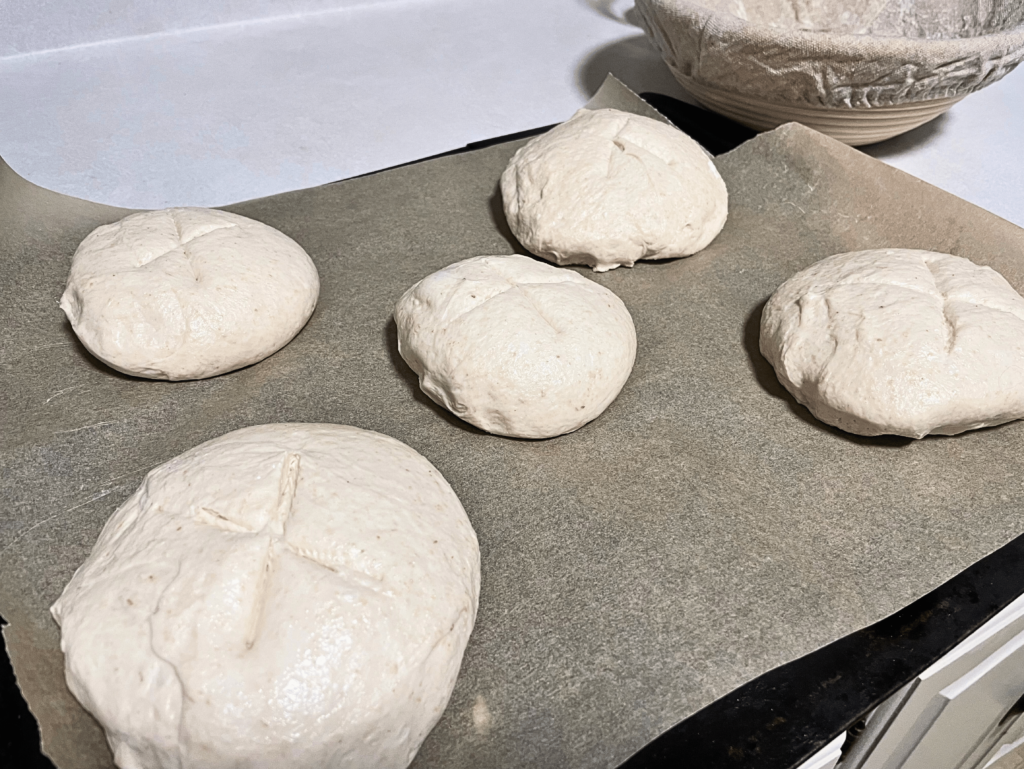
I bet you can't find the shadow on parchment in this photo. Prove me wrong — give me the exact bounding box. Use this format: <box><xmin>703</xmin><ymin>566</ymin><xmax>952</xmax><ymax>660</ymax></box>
<box><xmin>488</xmin><ymin>182</ymin><xmax>526</xmax><ymax>254</ymax></box>
<box><xmin>383</xmin><ymin>317</ymin><xmax>486</xmax><ymax>436</ymax></box>
<box><xmin>742</xmin><ymin>300</ymin><xmax>915</xmax><ymax>448</ymax></box>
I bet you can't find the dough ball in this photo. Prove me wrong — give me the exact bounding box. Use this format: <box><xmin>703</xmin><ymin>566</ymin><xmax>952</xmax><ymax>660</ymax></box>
<box><xmin>760</xmin><ymin>249</ymin><xmax>1024</xmax><ymax>438</ymax></box>
<box><xmin>500</xmin><ymin>107</ymin><xmax>728</xmax><ymax>272</ymax></box>
<box><xmin>60</xmin><ymin>208</ymin><xmax>320</xmax><ymax>380</ymax></box>
<box><xmin>51</xmin><ymin>424</ymin><xmax>479</xmax><ymax>769</ymax></box>
<box><xmin>395</xmin><ymin>254</ymin><xmax>637</xmax><ymax>439</ymax></box>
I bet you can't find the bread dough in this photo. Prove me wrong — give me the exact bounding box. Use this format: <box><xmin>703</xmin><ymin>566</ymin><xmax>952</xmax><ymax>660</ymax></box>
<box><xmin>51</xmin><ymin>424</ymin><xmax>480</xmax><ymax>769</ymax></box>
<box><xmin>760</xmin><ymin>249</ymin><xmax>1024</xmax><ymax>438</ymax></box>
<box><xmin>500</xmin><ymin>107</ymin><xmax>728</xmax><ymax>272</ymax></box>
<box><xmin>60</xmin><ymin>208</ymin><xmax>320</xmax><ymax>380</ymax></box>
<box><xmin>394</xmin><ymin>254</ymin><xmax>637</xmax><ymax>439</ymax></box>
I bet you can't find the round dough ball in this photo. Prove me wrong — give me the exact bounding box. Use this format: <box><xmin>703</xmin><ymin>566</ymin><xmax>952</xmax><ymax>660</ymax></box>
<box><xmin>760</xmin><ymin>249</ymin><xmax>1024</xmax><ymax>438</ymax></box>
<box><xmin>60</xmin><ymin>208</ymin><xmax>320</xmax><ymax>380</ymax></box>
<box><xmin>500</xmin><ymin>107</ymin><xmax>728</xmax><ymax>272</ymax></box>
<box><xmin>395</xmin><ymin>254</ymin><xmax>637</xmax><ymax>439</ymax></box>
<box><xmin>51</xmin><ymin>424</ymin><xmax>480</xmax><ymax>769</ymax></box>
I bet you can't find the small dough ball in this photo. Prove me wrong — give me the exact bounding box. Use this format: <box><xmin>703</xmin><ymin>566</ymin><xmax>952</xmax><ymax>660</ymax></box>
<box><xmin>51</xmin><ymin>424</ymin><xmax>479</xmax><ymax>769</ymax></box>
<box><xmin>395</xmin><ymin>254</ymin><xmax>637</xmax><ymax>439</ymax></box>
<box><xmin>760</xmin><ymin>249</ymin><xmax>1024</xmax><ymax>438</ymax></box>
<box><xmin>500</xmin><ymin>107</ymin><xmax>728</xmax><ymax>272</ymax></box>
<box><xmin>60</xmin><ymin>208</ymin><xmax>320</xmax><ymax>380</ymax></box>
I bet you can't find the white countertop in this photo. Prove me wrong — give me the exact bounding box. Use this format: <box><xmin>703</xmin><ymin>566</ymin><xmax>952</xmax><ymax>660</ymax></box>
<box><xmin>0</xmin><ymin>0</ymin><xmax>1022</xmax><ymax>227</ymax></box>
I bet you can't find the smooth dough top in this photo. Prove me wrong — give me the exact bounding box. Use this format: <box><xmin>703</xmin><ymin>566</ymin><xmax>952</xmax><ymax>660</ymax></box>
<box><xmin>60</xmin><ymin>208</ymin><xmax>320</xmax><ymax>380</ymax></box>
<box><xmin>760</xmin><ymin>249</ymin><xmax>1024</xmax><ymax>438</ymax></box>
<box><xmin>395</xmin><ymin>254</ymin><xmax>637</xmax><ymax>439</ymax></box>
<box><xmin>500</xmin><ymin>107</ymin><xmax>728</xmax><ymax>272</ymax></box>
<box><xmin>51</xmin><ymin>424</ymin><xmax>480</xmax><ymax>769</ymax></box>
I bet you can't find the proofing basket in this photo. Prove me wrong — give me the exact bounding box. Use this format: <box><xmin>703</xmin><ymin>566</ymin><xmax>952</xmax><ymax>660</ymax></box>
<box><xmin>635</xmin><ymin>0</ymin><xmax>1024</xmax><ymax>145</ymax></box>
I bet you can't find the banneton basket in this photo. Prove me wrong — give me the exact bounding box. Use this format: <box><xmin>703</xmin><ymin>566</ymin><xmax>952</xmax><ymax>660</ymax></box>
<box><xmin>634</xmin><ymin>0</ymin><xmax>1024</xmax><ymax>145</ymax></box>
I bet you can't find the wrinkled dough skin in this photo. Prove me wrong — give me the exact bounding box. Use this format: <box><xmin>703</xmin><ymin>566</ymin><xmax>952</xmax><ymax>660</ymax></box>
<box><xmin>61</xmin><ymin>208</ymin><xmax>320</xmax><ymax>380</ymax></box>
<box><xmin>51</xmin><ymin>424</ymin><xmax>480</xmax><ymax>769</ymax></box>
<box><xmin>394</xmin><ymin>254</ymin><xmax>637</xmax><ymax>439</ymax></box>
<box><xmin>760</xmin><ymin>249</ymin><xmax>1024</xmax><ymax>438</ymax></box>
<box><xmin>500</xmin><ymin>108</ymin><xmax>728</xmax><ymax>272</ymax></box>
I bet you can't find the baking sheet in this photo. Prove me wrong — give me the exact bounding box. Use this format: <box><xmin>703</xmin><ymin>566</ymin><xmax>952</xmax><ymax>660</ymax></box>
<box><xmin>3</xmin><ymin>79</ymin><xmax>1024</xmax><ymax>769</ymax></box>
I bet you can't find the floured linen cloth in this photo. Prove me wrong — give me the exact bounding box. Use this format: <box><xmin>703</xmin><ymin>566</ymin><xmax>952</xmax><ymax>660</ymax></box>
<box><xmin>635</xmin><ymin>0</ymin><xmax>1024</xmax><ymax>108</ymax></box>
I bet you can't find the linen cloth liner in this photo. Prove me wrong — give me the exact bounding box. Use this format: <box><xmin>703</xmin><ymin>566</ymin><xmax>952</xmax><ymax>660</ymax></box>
<box><xmin>634</xmin><ymin>0</ymin><xmax>1024</xmax><ymax>108</ymax></box>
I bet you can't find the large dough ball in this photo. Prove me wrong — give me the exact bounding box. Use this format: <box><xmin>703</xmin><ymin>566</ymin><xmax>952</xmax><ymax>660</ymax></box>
<box><xmin>395</xmin><ymin>254</ymin><xmax>637</xmax><ymax>439</ymax></box>
<box><xmin>60</xmin><ymin>208</ymin><xmax>320</xmax><ymax>380</ymax></box>
<box><xmin>760</xmin><ymin>249</ymin><xmax>1024</xmax><ymax>438</ymax></box>
<box><xmin>500</xmin><ymin>108</ymin><xmax>728</xmax><ymax>272</ymax></box>
<box><xmin>51</xmin><ymin>424</ymin><xmax>480</xmax><ymax>769</ymax></box>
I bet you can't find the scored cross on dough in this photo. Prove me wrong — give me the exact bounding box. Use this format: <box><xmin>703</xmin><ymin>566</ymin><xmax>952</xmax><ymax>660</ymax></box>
<box><xmin>192</xmin><ymin>451</ymin><xmax>387</xmax><ymax>649</ymax></box>
<box><xmin>760</xmin><ymin>248</ymin><xmax>1024</xmax><ymax>438</ymax></box>
<box><xmin>139</xmin><ymin>209</ymin><xmax>238</xmax><ymax>276</ymax></box>
<box><xmin>61</xmin><ymin>207</ymin><xmax>320</xmax><ymax>380</ymax></box>
<box><xmin>50</xmin><ymin>424</ymin><xmax>480</xmax><ymax>769</ymax></box>
<box><xmin>395</xmin><ymin>254</ymin><xmax>637</xmax><ymax>439</ymax></box>
<box><xmin>500</xmin><ymin>108</ymin><xmax>728</xmax><ymax>272</ymax></box>
<box><xmin>195</xmin><ymin>452</ymin><xmax>305</xmax><ymax>649</ymax></box>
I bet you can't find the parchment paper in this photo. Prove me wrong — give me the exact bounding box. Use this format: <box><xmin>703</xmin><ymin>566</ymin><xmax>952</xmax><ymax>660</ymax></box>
<box><xmin>3</xmin><ymin>80</ymin><xmax>1024</xmax><ymax>769</ymax></box>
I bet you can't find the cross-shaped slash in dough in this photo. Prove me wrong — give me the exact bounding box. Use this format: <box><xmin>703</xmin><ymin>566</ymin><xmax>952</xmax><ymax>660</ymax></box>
<box><xmin>193</xmin><ymin>452</ymin><xmax>337</xmax><ymax>649</ymax></box>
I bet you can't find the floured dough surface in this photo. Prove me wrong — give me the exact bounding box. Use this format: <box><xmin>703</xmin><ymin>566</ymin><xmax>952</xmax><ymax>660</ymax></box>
<box><xmin>61</xmin><ymin>208</ymin><xmax>320</xmax><ymax>380</ymax></box>
<box><xmin>760</xmin><ymin>249</ymin><xmax>1024</xmax><ymax>438</ymax></box>
<box><xmin>395</xmin><ymin>254</ymin><xmax>637</xmax><ymax>439</ymax></box>
<box><xmin>51</xmin><ymin>423</ymin><xmax>480</xmax><ymax>769</ymax></box>
<box><xmin>500</xmin><ymin>107</ymin><xmax>728</xmax><ymax>272</ymax></box>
